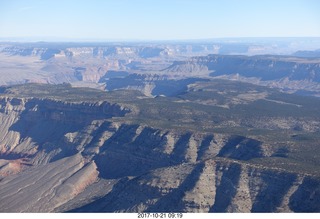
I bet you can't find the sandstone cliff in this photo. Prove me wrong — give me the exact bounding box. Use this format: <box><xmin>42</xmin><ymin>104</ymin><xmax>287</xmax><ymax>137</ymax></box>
<box><xmin>0</xmin><ymin>83</ymin><xmax>319</xmax><ymax>212</ymax></box>
<box><xmin>164</xmin><ymin>55</ymin><xmax>320</xmax><ymax>96</ymax></box>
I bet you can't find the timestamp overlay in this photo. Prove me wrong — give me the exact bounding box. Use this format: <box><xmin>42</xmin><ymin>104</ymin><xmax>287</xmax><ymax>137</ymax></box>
<box><xmin>19</xmin><ymin>212</ymin><xmax>320</xmax><ymax>219</ymax></box>
<box><xmin>133</xmin><ymin>213</ymin><xmax>316</xmax><ymax>219</ymax></box>
<box><xmin>137</xmin><ymin>213</ymin><xmax>183</xmax><ymax>219</ymax></box>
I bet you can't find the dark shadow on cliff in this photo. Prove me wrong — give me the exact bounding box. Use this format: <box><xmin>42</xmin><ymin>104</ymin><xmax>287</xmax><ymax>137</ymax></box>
<box><xmin>218</xmin><ymin>136</ymin><xmax>263</xmax><ymax>161</ymax></box>
<box><xmin>251</xmin><ymin>171</ymin><xmax>296</xmax><ymax>212</ymax></box>
<box><xmin>68</xmin><ymin>162</ymin><xmax>206</xmax><ymax>212</ymax></box>
<box><xmin>197</xmin><ymin>135</ymin><xmax>214</xmax><ymax>161</ymax></box>
<box><xmin>146</xmin><ymin>162</ymin><xmax>205</xmax><ymax>212</ymax></box>
<box><xmin>170</xmin><ymin>133</ymin><xmax>192</xmax><ymax>163</ymax></box>
<box><xmin>95</xmin><ymin>126</ymin><xmax>176</xmax><ymax>179</ymax></box>
<box><xmin>68</xmin><ymin>176</ymin><xmax>163</xmax><ymax>212</ymax></box>
<box><xmin>209</xmin><ymin>163</ymin><xmax>242</xmax><ymax>212</ymax></box>
<box><xmin>152</xmin><ymin>78</ymin><xmax>208</xmax><ymax>97</ymax></box>
<box><xmin>8</xmin><ymin>101</ymin><xmax>101</xmax><ymax>162</ymax></box>
<box><xmin>289</xmin><ymin>177</ymin><xmax>320</xmax><ymax>212</ymax></box>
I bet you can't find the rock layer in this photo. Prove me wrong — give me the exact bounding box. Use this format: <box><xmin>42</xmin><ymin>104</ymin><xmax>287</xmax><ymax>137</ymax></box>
<box><xmin>0</xmin><ymin>84</ymin><xmax>319</xmax><ymax>212</ymax></box>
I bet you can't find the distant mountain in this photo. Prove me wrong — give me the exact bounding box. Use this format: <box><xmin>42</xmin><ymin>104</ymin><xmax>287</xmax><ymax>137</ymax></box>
<box><xmin>164</xmin><ymin>54</ymin><xmax>320</xmax><ymax>97</ymax></box>
<box><xmin>292</xmin><ymin>49</ymin><xmax>320</xmax><ymax>58</ymax></box>
<box><xmin>2</xmin><ymin>40</ymin><xmax>313</xmax><ymax>61</ymax></box>
<box><xmin>1</xmin><ymin>41</ymin><xmax>320</xmax><ymax>93</ymax></box>
<box><xmin>166</xmin><ymin>54</ymin><xmax>320</xmax><ymax>81</ymax></box>
<box><xmin>1</xmin><ymin>41</ymin><xmax>320</xmax><ymax>97</ymax></box>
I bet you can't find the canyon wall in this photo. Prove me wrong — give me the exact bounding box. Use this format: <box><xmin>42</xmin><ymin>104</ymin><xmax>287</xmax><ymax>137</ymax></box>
<box><xmin>0</xmin><ymin>94</ymin><xmax>319</xmax><ymax>212</ymax></box>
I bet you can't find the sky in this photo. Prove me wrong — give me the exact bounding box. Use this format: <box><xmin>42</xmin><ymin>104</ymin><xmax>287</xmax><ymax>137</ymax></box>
<box><xmin>0</xmin><ymin>0</ymin><xmax>320</xmax><ymax>41</ymax></box>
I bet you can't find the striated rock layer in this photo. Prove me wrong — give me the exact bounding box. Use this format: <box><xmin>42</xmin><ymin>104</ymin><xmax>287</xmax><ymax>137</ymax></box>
<box><xmin>0</xmin><ymin>84</ymin><xmax>319</xmax><ymax>212</ymax></box>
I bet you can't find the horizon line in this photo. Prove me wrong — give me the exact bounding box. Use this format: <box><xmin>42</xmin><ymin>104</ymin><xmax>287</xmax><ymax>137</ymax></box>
<box><xmin>1</xmin><ymin>36</ymin><xmax>320</xmax><ymax>44</ymax></box>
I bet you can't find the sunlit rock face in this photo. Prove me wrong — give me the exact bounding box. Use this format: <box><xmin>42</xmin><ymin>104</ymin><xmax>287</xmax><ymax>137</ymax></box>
<box><xmin>0</xmin><ymin>82</ymin><xmax>319</xmax><ymax>212</ymax></box>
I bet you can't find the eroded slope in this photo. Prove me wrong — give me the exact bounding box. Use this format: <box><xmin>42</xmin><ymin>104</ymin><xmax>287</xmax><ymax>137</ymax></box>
<box><xmin>0</xmin><ymin>82</ymin><xmax>319</xmax><ymax>212</ymax></box>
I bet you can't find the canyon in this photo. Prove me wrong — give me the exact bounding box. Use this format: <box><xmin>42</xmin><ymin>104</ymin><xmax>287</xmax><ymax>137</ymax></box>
<box><xmin>1</xmin><ymin>41</ymin><xmax>320</xmax><ymax>97</ymax></box>
<box><xmin>0</xmin><ymin>40</ymin><xmax>320</xmax><ymax>212</ymax></box>
<box><xmin>0</xmin><ymin>81</ymin><xmax>319</xmax><ymax>212</ymax></box>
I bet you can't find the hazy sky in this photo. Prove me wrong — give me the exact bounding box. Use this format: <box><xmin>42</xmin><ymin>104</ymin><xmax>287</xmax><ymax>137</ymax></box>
<box><xmin>0</xmin><ymin>0</ymin><xmax>320</xmax><ymax>41</ymax></box>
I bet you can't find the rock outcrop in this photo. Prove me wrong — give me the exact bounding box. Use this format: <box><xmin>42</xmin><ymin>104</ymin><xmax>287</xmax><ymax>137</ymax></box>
<box><xmin>166</xmin><ymin>55</ymin><xmax>320</xmax><ymax>82</ymax></box>
<box><xmin>164</xmin><ymin>54</ymin><xmax>320</xmax><ymax>96</ymax></box>
<box><xmin>0</xmin><ymin>83</ymin><xmax>319</xmax><ymax>212</ymax></box>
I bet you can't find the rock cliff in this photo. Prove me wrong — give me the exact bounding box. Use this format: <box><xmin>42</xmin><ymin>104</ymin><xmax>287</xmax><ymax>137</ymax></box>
<box><xmin>0</xmin><ymin>83</ymin><xmax>319</xmax><ymax>212</ymax></box>
<box><xmin>165</xmin><ymin>55</ymin><xmax>320</xmax><ymax>96</ymax></box>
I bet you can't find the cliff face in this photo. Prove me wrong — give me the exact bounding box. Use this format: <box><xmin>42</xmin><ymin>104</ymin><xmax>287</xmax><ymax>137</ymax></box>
<box><xmin>0</xmin><ymin>153</ymin><xmax>99</xmax><ymax>212</ymax></box>
<box><xmin>67</xmin><ymin>128</ymin><xmax>320</xmax><ymax>213</ymax></box>
<box><xmin>0</xmin><ymin>84</ymin><xmax>320</xmax><ymax>213</ymax></box>
<box><xmin>69</xmin><ymin>159</ymin><xmax>320</xmax><ymax>213</ymax></box>
<box><xmin>208</xmin><ymin>55</ymin><xmax>320</xmax><ymax>82</ymax></box>
<box><xmin>2</xmin><ymin>43</ymin><xmax>320</xmax><ymax>98</ymax></box>
<box><xmin>0</xmin><ymin>97</ymin><xmax>129</xmax><ymax>164</ymax></box>
<box><xmin>167</xmin><ymin>55</ymin><xmax>320</xmax><ymax>82</ymax></box>
<box><xmin>1</xmin><ymin>44</ymin><xmax>213</xmax><ymax>60</ymax></box>
<box><xmin>164</xmin><ymin>55</ymin><xmax>320</xmax><ymax>96</ymax></box>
